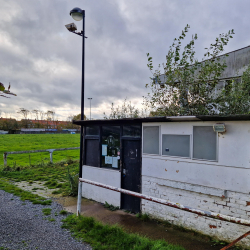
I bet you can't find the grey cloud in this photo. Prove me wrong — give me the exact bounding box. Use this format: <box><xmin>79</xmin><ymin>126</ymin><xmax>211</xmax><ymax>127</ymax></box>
<box><xmin>1</xmin><ymin>0</ymin><xmax>250</xmax><ymax>120</ymax></box>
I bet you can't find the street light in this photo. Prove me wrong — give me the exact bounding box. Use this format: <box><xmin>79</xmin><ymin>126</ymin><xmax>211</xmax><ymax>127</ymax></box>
<box><xmin>88</xmin><ymin>98</ymin><xmax>92</xmax><ymax>120</ymax></box>
<box><xmin>66</xmin><ymin>7</ymin><xmax>86</xmax><ymax>215</ymax></box>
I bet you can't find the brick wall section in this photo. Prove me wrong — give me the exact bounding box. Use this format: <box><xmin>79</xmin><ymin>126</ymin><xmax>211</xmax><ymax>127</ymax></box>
<box><xmin>141</xmin><ymin>176</ymin><xmax>250</xmax><ymax>247</ymax></box>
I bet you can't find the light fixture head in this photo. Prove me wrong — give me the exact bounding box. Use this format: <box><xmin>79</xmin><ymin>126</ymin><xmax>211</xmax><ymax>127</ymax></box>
<box><xmin>65</xmin><ymin>23</ymin><xmax>77</xmax><ymax>32</ymax></box>
<box><xmin>213</xmin><ymin>123</ymin><xmax>226</xmax><ymax>133</ymax></box>
<box><xmin>70</xmin><ymin>7</ymin><xmax>84</xmax><ymax>21</ymax></box>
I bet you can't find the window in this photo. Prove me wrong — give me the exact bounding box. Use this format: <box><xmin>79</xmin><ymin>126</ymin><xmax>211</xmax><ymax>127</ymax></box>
<box><xmin>162</xmin><ymin>135</ymin><xmax>190</xmax><ymax>158</ymax></box>
<box><xmin>101</xmin><ymin>126</ymin><xmax>120</xmax><ymax>169</ymax></box>
<box><xmin>143</xmin><ymin>126</ymin><xmax>159</xmax><ymax>154</ymax></box>
<box><xmin>123</xmin><ymin>125</ymin><xmax>141</xmax><ymax>137</ymax></box>
<box><xmin>193</xmin><ymin>126</ymin><xmax>217</xmax><ymax>161</ymax></box>
<box><xmin>86</xmin><ymin>126</ymin><xmax>99</xmax><ymax>135</ymax></box>
<box><xmin>86</xmin><ymin>139</ymin><xmax>99</xmax><ymax>167</ymax></box>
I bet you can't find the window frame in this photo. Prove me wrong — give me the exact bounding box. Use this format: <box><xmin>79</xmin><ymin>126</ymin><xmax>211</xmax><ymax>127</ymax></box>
<box><xmin>192</xmin><ymin>125</ymin><xmax>218</xmax><ymax>162</ymax></box>
<box><xmin>142</xmin><ymin>125</ymin><xmax>161</xmax><ymax>155</ymax></box>
<box><xmin>161</xmin><ymin>134</ymin><xmax>191</xmax><ymax>159</ymax></box>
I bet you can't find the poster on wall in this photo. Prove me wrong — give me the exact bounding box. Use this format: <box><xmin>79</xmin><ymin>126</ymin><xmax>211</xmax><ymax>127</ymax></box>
<box><xmin>102</xmin><ymin>144</ymin><xmax>107</xmax><ymax>156</ymax></box>
<box><xmin>105</xmin><ymin>156</ymin><xmax>112</xmax><ymax>164</ymax></box>
<box><xmin>112</xmin><ymin>157</ymin><xmax>118</xmax><ymax>168</ymax></box>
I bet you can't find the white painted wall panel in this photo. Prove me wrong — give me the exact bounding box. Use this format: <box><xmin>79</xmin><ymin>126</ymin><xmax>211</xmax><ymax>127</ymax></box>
<box><xmin>142</xmin><ymin>157</ymin><xmax>250</xmax><ymax>193</ymax></box>
<box><xmin>81</xmin><ymin>165</ymin><xmax>121</xmax><ymax>207</ymax></box>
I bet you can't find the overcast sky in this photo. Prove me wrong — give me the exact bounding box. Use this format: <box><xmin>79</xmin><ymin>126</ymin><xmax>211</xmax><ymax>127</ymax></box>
<box><xmin>0</xmin><ymin>0</ymin><xmax>250</xmax><ymax>120</ymax></box>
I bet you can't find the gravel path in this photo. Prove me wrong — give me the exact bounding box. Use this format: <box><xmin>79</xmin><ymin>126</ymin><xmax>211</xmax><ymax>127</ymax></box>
<box><xmin>0</xmin><ymin>190</ymin><xmax>92</xmax><ymax>250</ymax></box>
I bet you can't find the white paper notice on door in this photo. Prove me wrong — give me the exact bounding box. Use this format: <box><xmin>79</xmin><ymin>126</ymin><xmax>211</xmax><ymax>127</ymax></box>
<box><xmin>105</xmin><ymin>156</ymin><xmax>112</xmax><ymax>164</ymax></box>
<box><xmin>112</xmin><ymin>157</ymin><xmax>118</xmax><ymax>168</ymax></box>
<box><xmin>102</xmin><ymin>144</ymin><xmax>107</xmax><ymax>156</ymax></box>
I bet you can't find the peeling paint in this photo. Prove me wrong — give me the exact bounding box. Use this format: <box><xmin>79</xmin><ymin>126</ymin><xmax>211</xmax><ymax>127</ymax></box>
<box><xmin>209</xmin><ymin>225</ymin><xmax>217</xmax><ymax>229</ymax></box>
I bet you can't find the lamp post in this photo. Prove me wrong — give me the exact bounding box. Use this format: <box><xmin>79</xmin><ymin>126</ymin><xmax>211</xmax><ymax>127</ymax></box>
<box><xmin>88</xmin><ymin>98</ymin><xmax>92</xmax><ymax>120</ymax></box>
<box><xmin>65</xmin><ymin>7</ymin><xmax>86</xmax><ymax>215</ymax></box>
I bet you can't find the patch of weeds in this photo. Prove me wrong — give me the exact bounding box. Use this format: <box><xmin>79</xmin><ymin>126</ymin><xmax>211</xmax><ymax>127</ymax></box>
<box><xmin>44</xmin><ymin>180</ymin><xmax>58</xmax><ymax>189</ymax></box>
<box><xmin>48</xmin><ymin>217</ymin><xmax>56</xmax><ymax>222</ymax></box>
<box><xmin>211</xmin><ymin>239</ymin><xmax>227</xmax><ymax>247</ymax></box>
<box><xmin>40</xmin><ymin>200</ymin><xmax>52</xmax><ymax>205</ymax></box>
<box><xmin>136</xmin><ymin>213</ymin><xmax>150</xmax><ymax>222</ymax></box>
<box><xmin>32</xmin><ymin>187</ymin><xmax>39</xmax><ymax>191</ymax></box>
<box><xmin>62</xmin><ymin>214</ymin><xmax>185</xmax><ymax>250</ymax></box>
<box><xmin>55</xmin><ymin>212</ymin><xmax>58</xmax><ymax>216</ymax></box>
<box><xmin>124</xmin><ymin>210</ymin><xmax>132</xmax><ymax>214</ymax></box>
<box><xmin>42</xmin><ymin>208</ymin><xmax>52</xmax><ymax>216</ymax></box>
<box><xmin>59</xmin><ymin>210</ymin><xmax>68</xmax><ymax>215</ymax></box>
<box><xmin>67</xmin><ymin>166</ymin><xmax>78</xmax><ymax>196</ymax></box>
<box><xmin>52</xmin><ymin>190</ymin><xmax>62</xmax><ymax>195</ymax></box>
<box><xmin>104</xmin><ymin>201</ymin><xmax>119</xmax><ymax>211</ymax></box>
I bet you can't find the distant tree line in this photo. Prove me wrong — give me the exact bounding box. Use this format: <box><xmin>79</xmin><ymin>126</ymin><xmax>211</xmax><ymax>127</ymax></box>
<box><xmin>0</xmin><ymin>109</ymin><xmax>85</xmax><ymax>131</ymax></box>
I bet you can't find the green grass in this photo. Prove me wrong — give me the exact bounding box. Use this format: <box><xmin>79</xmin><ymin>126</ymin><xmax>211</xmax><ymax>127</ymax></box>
<box><xmin>59</xmin><ymin>210</ymin><xmax>68</xmax><ymax>215</ymax></box>
<box><xmin>62</xmin><ymin>214</ymin><xmax>186</xmax><ymax>250</ymax></box>
<box><xmin>136</xmin><ymin>213</ymin><xmax>150</xmax><ymax>222</ymax></box>
<box><xmin>42</xmin><ymin>208</ymin><xmax>52</xmax><ymax>215</ymax></box>
<box><xmin>0</xmin><ymin>134</ymin><xmax>80</xmax><ymax>166</ymax></box>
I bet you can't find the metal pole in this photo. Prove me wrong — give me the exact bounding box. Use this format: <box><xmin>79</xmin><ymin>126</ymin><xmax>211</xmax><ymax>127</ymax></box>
<box><xmin>77</xmin><ymin>9</ymin><xmax>85</xmax><ymax>216</ymax></box>
<box><xmin>3</xmin><ymin>152</ymin><xmax>7</xmax><ymax>166</ymax></box>
<box><xmin>88</xmin><ymin>98</ymin><xmax>92</xmax><ymax>120</ymax></box>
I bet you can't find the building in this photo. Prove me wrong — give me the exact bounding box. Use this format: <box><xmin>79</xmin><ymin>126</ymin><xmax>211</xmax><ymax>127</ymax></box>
<box><xmin>74</xmin><ymin>115</ymin><xmax>250</xmax><ymax>247</ymax></box>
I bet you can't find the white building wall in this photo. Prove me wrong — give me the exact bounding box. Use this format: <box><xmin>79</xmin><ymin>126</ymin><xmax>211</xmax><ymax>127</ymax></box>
<box><xmin>81</xmin><ymin>165</ymin><xmax>120</xmax><ymax>207</ymax></box>
<box><xmin>142</xmin><ymin>120</ymin><xmax>250</xmax><ymax>247</ymax></box>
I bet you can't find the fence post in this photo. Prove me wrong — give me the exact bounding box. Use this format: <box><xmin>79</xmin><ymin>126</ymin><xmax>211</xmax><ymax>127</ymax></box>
<box><xmin>3</xmin><ymin>153</ymin><xmax>7</xmax><ymax>166</ymax></box>
<box><xmin>47</xmin><ymin>149</ymin><xmax>55</xmax><ymax>163</ymax></box>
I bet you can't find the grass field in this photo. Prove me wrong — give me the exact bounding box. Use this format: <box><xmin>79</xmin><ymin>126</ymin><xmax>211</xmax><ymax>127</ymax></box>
<box><xmin>0</xmin><ymin>134</ymin><xmax>80</xmax><ymax>166</ymax></box>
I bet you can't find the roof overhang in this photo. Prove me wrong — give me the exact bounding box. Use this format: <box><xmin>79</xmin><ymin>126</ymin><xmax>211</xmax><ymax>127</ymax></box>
<box><xmin>73</xmin><ymin>114</ymin><xmax>250</xmax><ymax>126</ymax></box>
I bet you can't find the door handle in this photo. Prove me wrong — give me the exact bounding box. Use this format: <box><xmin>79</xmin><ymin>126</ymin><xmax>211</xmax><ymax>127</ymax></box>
<box><xmin>136</xmin><ymin>149</ymin><xmax>137</xmax><ymax>157</ymax></box>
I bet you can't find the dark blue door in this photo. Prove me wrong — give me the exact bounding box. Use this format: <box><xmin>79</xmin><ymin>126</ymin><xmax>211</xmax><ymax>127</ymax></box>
<box><xmin>121</xmin><ymin>140</ymin><xmax>141</xmax><ymax>213</ymax></box>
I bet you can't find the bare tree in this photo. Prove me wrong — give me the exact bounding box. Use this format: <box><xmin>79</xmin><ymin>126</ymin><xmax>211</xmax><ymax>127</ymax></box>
<box><xmin>32</xmin><ymin>109</ymin><xmax>39</xmax><ymax>120</ymax></box>
<box><xmin>46</xmin><ymin>110</ymin><xmax>55</xmax><ymax>121</ymax></box>
<box><xmin>39</xmin><ymin>110</ymin><xmax>44</xmax><ymax>120</ymax></box>
<box><xmin>17</xmin><ymin>108</ymin><xmax>30</xmax><ymax>120</ymax></box>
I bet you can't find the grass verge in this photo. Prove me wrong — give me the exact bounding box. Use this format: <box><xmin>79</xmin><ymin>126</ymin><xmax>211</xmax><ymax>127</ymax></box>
<box><xmin>62</xmin><ymin>214</ymin><xmax>186</xmax><ymax>250</ymax></box>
